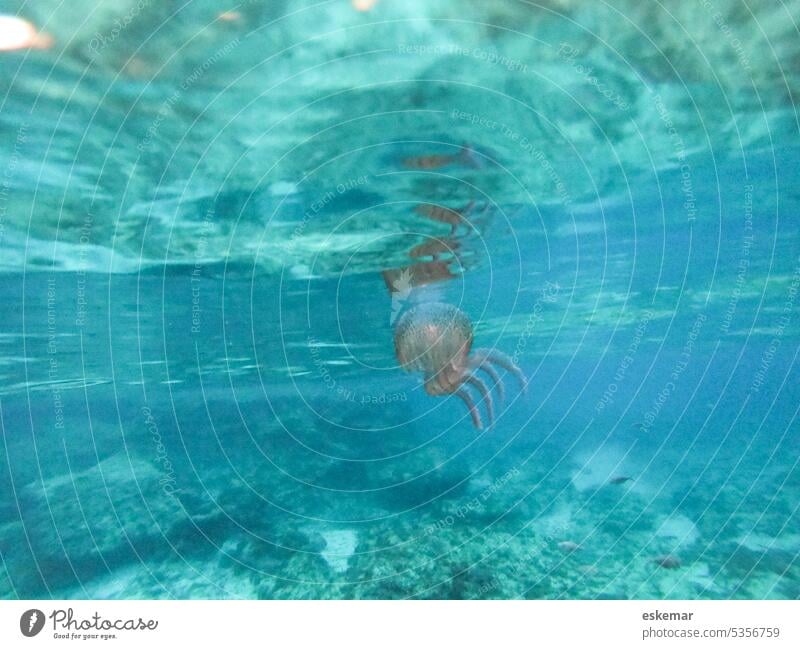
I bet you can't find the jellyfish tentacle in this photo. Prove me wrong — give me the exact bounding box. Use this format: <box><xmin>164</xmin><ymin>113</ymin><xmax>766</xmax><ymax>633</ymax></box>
<box><xmin>474</xmin><ymin>347</ymin><xmax>527</xmax><ymax>394</ymax></box>
<box><xmin>455</xmin><ymin>386</ymin><xmax>483</xmax><ymax>430</ymax></box>
<box><xmin>464</xmin><ymin>373</ymin><xmax>494</xmax><ymax>428</ymax></box>
<box><xmin>394</xmin><ymin>303</ymin><xmax>524</xmax><ymax>429</ymax></box>
<box><xmin>468</xmin><ymin>352</ymin><xmax>505</xmax><ymax>403</ymax></box>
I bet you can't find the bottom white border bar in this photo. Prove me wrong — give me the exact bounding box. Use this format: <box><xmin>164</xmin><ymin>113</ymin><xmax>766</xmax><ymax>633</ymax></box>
<box><xmin>0</xmin><ymin>600</ymin><xmax>797</xmax><ymax>648</ymax></box>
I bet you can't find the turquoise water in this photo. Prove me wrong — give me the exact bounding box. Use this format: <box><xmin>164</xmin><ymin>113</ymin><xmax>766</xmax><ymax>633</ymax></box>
<box><xmin>0</xmin><ymin>0</ymin><xmax>799</xmax><ymax>599</ymax></box>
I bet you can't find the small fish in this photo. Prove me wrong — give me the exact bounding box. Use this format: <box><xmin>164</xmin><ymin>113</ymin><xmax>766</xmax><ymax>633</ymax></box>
<box><xmin>653</xmin><ymin>554</ymin><xmax>682</xmax><ymax>569</ymax></box>
<box><xmin>401</xmin><ymin>144</ymin><xmax>482</xmax><ymax>170</ymax></box>
<box><xmin>558</xmin><ymin>541</ymin><xmax>581</xmax><ymax>553</ymax></box>
<box><xmin>609</xmin><ymin>476</ymin><xmax>633</xmax><ymax>485</ymax></box>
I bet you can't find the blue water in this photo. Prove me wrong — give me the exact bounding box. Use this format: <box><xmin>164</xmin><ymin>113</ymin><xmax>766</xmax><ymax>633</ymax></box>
<box><xmin>0</xmin><ymin>0</ymin><xmax>799</xmax><ymax>599</ymax></box>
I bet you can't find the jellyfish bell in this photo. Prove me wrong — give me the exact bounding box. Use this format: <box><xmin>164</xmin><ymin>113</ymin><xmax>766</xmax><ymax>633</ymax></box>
<box><xmin>394</xmin><ymin>303</ymin><xmax>473</xmax><ymax>377</ymax></box>
<box><xmin>394</xmin><ymin>302</ymin><xmax>526</xmax><ymax>429</ymax></box>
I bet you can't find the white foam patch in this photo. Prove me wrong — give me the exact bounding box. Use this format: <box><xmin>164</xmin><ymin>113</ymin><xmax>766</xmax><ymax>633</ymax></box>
<box><xmin>269</xmin><ymin>180</ymin><xmax>298</xmax><ymax>195</ymax></box>
<box><xmin>655</xmin><ymin>513</ymin><xmax>700</xmax><ymax>549</ymax></box>
<box><xmin>79</xmin><ymin>565</ymin><xmax>140</xmax><ymax>599</ymax></box>
<box><xmin>685</xmin><ymin>562</ymin><xmax>721</xmax><ymax>595</ymax></box>
<box><xmin>736</xmin><ymin>531</ymin><xmax>800</xmax><ymax>553</ymax></box>
<box><xmin>554</xmin><ymin>221</ymin><xmax>605</xmax><ymax>237</ymax></box>
<box><xmin>321</xmin><ymin>530</ymin><xmax>358</xmax><ymax>573</ymax></box>
<box><xmin>532</xmin><ymin>503</ymin><xmax>573</xmax><ymax>539</ymax></box>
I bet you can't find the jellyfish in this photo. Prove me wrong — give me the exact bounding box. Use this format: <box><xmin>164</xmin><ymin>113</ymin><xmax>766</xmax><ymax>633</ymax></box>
<box><xmin>394</xmin><ymin>302</ymin><xmax>526</xmax><ymax>429</ymax></box>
